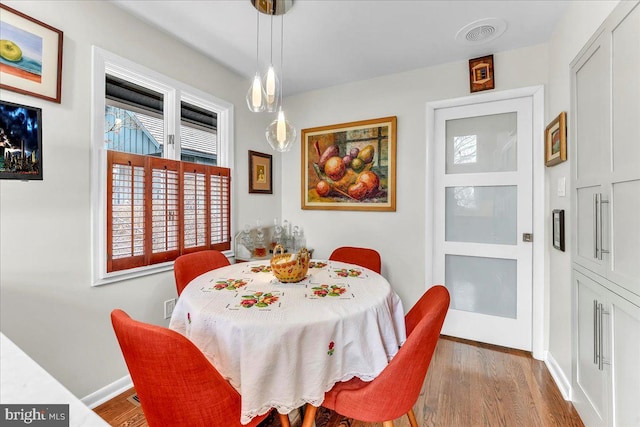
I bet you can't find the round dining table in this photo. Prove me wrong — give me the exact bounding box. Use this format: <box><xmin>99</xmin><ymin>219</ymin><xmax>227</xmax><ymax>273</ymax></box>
<box><xmin>169</xmin><ymin>258</ymin><xmax>406</xmax><ymax>425</ymax></box>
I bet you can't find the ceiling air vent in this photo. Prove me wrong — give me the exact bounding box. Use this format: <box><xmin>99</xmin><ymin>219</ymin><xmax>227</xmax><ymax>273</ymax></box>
<box><xmin>455</xmin><ymin>18</ymin><xmax>507</xmax><ymax>45</ymax></box>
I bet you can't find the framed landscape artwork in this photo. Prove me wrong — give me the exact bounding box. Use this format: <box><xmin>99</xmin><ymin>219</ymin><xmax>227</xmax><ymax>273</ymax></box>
<box><xmin>301</xmin><ymin>116</ymin><xmax>396</xmax><ymax>211</ymax></box>
<box><xmin>545</xmin><ymin>112</ymin><xmax>567</xmax><ymax>166</ymax></box>
<box><xmin>0</xmin><ymin>4</ymin><xmax>63</xmax><ymax>103</ymax></box>
<box><xmin>248</xmin><ymin>150</ymin><xmax>272</xmax><ymax>194</ymax></box>
<box><xmin>0</xmin><ymin>100</ymin><xmax>43</xmax><ymax>180</ymax></box>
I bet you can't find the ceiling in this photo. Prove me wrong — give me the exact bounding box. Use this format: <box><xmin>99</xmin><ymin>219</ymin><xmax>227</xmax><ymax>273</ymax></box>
<box><xmin>112</xmin><ymin>0</ymin><xmax>569</xmax><ymax>96</ymax></box>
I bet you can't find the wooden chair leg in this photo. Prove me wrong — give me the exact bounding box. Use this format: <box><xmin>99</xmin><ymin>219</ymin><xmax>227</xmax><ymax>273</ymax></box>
<box><xmin>382</xmin><ymin>421</ymin><xmax>394</xmax><ymax>427</ymax></box>
<box><xmin>407</xmin><ymin>408</ymin><xmax>418</xmax><ymax>427</ymax></box>
<box><xmin>301</xmin><ymin>404</ymin><xmax>318</xmax><ymax>427</ymax></box>
<box><xmin>278</xmin><ymin>413</ymin><xmax>291</xmax><ymax>427</ymax></box>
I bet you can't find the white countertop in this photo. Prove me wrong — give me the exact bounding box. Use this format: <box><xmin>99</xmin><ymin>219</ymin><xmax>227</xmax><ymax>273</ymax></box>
<box><xmin>0</xmin><ymin>333</ymin><xmax>109</xmax><ymax>426</ymax></box>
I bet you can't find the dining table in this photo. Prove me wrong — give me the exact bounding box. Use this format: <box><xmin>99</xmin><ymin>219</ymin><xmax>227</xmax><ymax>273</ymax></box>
<box><xmin>169</xmin><ymin>258</ymin><xmax>406</xmax><ymax>425</ymax></box>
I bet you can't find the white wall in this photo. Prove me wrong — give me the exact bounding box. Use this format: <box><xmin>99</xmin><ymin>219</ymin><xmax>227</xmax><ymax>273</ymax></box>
<box><xmin>281</xmin><ymin>44</ymin><xmax>548</xmax><ymax>308</ymax></box>
<box><xmin>0</xmin><ymin>0</ymin><xmax>280</xmax><ymax>398</ymax></box>
<box><xmin>545</xmin><ymin>0</ymin><xmax>619</xmax><ymax>393</ymax></box>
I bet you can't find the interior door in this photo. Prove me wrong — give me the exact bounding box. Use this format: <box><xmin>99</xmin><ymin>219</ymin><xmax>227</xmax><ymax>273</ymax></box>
<box><xmin>433</xmin><ymin>97</ymin><xmax>533</xmax><ymax>351</ymax></box>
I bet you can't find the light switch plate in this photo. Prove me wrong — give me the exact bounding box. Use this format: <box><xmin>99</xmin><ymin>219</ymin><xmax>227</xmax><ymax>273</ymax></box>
<box><xmin>557</xmin><ymin>177</ymin><xmax>566</xmax><ymax>197</ymax></box>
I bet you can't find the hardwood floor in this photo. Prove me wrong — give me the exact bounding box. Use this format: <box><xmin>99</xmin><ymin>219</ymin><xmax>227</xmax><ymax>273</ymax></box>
<box><xmin>94</xmin><ymin>336</ymin><xmax>583</xmax><ymax>427</ymax></box>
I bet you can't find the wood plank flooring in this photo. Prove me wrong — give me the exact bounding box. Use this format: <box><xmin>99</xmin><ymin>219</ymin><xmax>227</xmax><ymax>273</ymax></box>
<box><xmin>94</xmin><ymin>336</ymin><xmax>583</xmax><ymax>427</ymax></box>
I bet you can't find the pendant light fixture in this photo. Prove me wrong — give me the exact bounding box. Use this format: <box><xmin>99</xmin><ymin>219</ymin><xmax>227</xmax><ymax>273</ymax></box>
<box><xmin>246</xmin><ymin>9</ymin><xmax>266</xmax><ymax>112</ymax></box>
<box><xmin>265</xmin><ymin>13</ymin><xmax>296</xmax><ymax>151</ymax></box>
<box><xmin>263</xmin><ymin>15</ymin><xmax>280</xmax><ymax>112</ymax></box>
<box><xmin>248</xmin><ymin>0</ymin><xmax>296</xmax><ymax>151</ymax></box>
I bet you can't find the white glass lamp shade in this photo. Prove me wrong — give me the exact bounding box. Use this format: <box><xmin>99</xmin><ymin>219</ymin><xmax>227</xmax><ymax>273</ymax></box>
<box><xmin>263</xmin><ymin>64</ymin><xmax>281</xmax><ymax>112</ymax></box>
<box><xmin>246</xmin><ymin>73</ymin><xmax>266</xmax><ymax>112</ymax></box>
<box><xmin>266</xmin><ymin>108</ymin><xmax>296</xmax><ymax>152</ymax></box>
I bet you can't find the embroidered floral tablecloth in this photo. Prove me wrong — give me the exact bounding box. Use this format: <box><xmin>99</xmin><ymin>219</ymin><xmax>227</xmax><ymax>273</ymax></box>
<box><xmin>169</xmin><ymin>259</ymin><xmax>406</xmax><ymax>425</ymax></box>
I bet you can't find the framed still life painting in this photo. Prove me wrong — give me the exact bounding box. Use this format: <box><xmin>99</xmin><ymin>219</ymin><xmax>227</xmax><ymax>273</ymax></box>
<box><xmin>301</xmin><ymin>116</ymin><xmax>396</xmax><ymax>211</ymax></box>
<box><xmin>0</xmin><ymin>4</ymin><xmax>63</xmax><ymax>103</ymax></box>
<box><xmin>0</xmin><ymin>100</ymin><xmax>43</xmax><ymax>180</ymax></box>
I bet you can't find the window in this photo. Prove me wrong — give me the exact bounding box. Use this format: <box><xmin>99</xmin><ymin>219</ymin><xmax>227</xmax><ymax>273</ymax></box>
<box><xmin>92</xmin><ymin>47</ymin><xmax>234</xmax><ymax>285</ymax></box>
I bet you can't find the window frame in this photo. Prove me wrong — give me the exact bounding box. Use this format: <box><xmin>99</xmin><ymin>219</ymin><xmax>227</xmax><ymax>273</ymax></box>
<box><xmin>91</xmin><ymin>47</ymin><xmax>235</xmax><ymax>286</ymax></box>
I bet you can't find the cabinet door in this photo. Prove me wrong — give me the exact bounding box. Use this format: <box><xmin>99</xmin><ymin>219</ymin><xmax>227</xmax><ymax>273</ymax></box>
<box><xmin>610</xmin><ymin>294</ymin><xmax>640</xmax><ymax>427</ymax></box>
<box><xmin>574</xmin><ymin>271</ymin><xmax>610</xmax><ymax>427</ymax></box>
<box><xmin>607</xmin><ymin>2</ymin><xmax>640</xmax><ymax>296</ymax></box>
<box><xmin>573</xmin><ymin>31</ymin><xmax>611</xmax><ymax>186</ymax></box>
<box><xmin>571</xmin><ymin>30</ymin><xmax>611</xmax><ymax>276</ymax></box>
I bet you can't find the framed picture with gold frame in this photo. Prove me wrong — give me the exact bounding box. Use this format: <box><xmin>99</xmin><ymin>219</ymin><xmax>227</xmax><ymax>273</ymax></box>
<box><xmin>0</xmin><ymin>4</ymin><xmax>63</xmax><ymax>103</ymax></box>
<box><xmin>469</xmin><ymin>54</ymin><xmax>494</xmax><ymax>93</ymax></box>
<box><xmin>248</xmin><ymin>150</ymin><xmax>272</xmax><ymax>194</ymax></box>
<box><xmin>545</xmin><ymin>112</ymin><xmax>567</xmax><ymax>167</ymax></box>
<box><xmin>301</xmin><ymin>116</ymin><xmax>396</xmax><ymax>211</ymax></box>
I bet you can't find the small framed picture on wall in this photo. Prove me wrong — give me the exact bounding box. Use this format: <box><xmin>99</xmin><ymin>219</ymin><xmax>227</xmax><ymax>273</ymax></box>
<box><xmin>552</xmin><ymin>209</ymin><xmax>565</xmax><ymax>251</ymax></box>
<box><xmin>248</xmin><ymin>150</ymin><xmax>272</xmax><ymax>194</ymax></box>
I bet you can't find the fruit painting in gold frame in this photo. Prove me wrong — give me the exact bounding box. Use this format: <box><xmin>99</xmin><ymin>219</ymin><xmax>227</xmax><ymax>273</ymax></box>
<box><xmin>301</xmin><ymin>116</ymin><xmax>396</xmax><ymax>211</ymax></box>
<box><xmin>545</xmin><ymin>112</ymin><xmax>567</xmax><ymax>167</ymax></box>
<box><xmin>0</xmin><ymin>4</ymin><xmax>63</xmax><ymax>103</ymax></box>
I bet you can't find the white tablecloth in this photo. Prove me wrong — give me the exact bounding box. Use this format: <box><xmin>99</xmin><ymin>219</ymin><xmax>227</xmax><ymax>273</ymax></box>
<box><xmin>169</xmin><ymin>259</ymin><xmax>406</xmax><ymax>425</ymax></box>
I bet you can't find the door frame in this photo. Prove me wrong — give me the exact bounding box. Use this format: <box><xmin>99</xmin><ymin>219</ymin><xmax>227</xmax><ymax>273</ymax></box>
<box><xmin>425</xmin><ymin>85</ymin><xmax>545</xmax><ymax>360</ymax></box>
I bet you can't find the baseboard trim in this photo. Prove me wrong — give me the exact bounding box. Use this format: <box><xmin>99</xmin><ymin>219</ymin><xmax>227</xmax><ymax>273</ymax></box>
<box><xmin>82</xmin><ymin>375</ymin><xmax>133</xmax><ymax>409</ymax></box>
<box><xmin>544</xmin><ymin>351</ymin><xmax>572</xmax><ymax>401</ymax></box>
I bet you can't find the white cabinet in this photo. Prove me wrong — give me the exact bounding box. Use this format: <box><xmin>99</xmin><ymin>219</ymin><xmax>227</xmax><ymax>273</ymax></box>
<box><xmin>571</xmin><ymin>2</ymin><xmax>640</xmax><ymax>426</ymax></box>
<box><xmin>573</xmin><ymin>269</ymin><xmax>640</xmax><ymax>427</ymax></box>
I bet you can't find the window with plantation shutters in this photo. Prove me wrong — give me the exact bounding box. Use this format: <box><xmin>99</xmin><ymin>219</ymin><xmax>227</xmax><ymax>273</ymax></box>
<box><xmin>107</xmin><ymin>151</ymin><xmax>231</xmax><ymax>273</ymax></box>
<box><xmin>93</xmin><ymin>48</ymin><xmax>234</xmax><ymax>285</ymax></box>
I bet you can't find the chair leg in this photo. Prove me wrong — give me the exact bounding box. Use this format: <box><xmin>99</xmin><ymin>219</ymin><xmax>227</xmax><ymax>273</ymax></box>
<box><xmin>407</xmin><ymin>408</ymin><xmax>418</xmax><ymax>427</ymax></box>
<box><xmin>382</xmin><ymin>421</ymin><xmax>394</xmax><ymax>427</ymax></box>
<box><xmin>278</xmin><ymin>413</ymin><xmax>291</xmax><ymax>427</ymax></box>
<box><xmin>301</xmin><ymin>404</ymin><xmax>318</xmax><ymax>427</ymax></box>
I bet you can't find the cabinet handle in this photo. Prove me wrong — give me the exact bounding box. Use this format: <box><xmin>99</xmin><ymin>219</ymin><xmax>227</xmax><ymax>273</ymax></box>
<box><xmin>598</xmin><ymin>302</ymin><xmax>610</xmax><ymax>371</ymax></box>
<box><xmin>598</xmin><ymin>196</ymin><xmax>609</xmax><ymax>260</ymax></box>
<box><xmin>593</xmin><ymin>194</ymin><xmax>599</xmax><ymax>259</ymax></box>
<box><xmin>593</xmin><ymin>299</ymin><xmax>599</xmax><ymax>365</ymax></box>
<box><xmin>595</xmin><ymin>300</ymin><xmax>601</xmax><ymax>366</ymax></box>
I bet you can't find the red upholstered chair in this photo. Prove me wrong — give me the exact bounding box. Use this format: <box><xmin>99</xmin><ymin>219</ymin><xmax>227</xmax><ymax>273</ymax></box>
<box><xmin>328</xmin><ymin>246</ymin><xmax>382</xmax><ymax>274</ymax></box>
<box><xmin>301</xmin><ymin>285</ymin><xmax>450</xmax><ymax>427</ymax></box>
<box><xmin>111</xmin><ymin>309</ymin><xmax>289</xmax><ymax>427</ymax></box>
<box><xmin>173</xmin><ymin>250</ymin><xmax>230</xmax><ymax>296</ymax></box>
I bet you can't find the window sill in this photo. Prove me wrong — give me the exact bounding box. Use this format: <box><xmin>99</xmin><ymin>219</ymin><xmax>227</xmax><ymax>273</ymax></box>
<box><xmin>92</xmin><ymin>250</ymin><xmax>235</xmax><ymax>287</ymax></box>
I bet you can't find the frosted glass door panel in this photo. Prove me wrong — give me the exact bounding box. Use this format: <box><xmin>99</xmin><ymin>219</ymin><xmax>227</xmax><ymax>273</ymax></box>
<box><xmin>445</xmin><ymin>255</ymin><xmax>517</xmax><ymax>318</ymax></box>
<box><xmin>446</xmin><ymin>113</ymin><xmax>517</xmax><ymax>174</ymax></box>
<box><xmin>445</xmin><ymin>186</ymin><xmax>517</xmax><ymax>245</ymax></box>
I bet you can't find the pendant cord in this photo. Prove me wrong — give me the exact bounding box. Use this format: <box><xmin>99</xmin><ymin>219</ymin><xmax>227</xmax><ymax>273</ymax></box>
<box><xmin>255</xmin><ymin>10</ymin><xmax>260</xmax><ymax>71</ymax></box>
<box><xmin>279</xmin><ymin>15</ymin><xmax>284</xmax><ymax>107</ymax></box>
<box><xmin>270</xmin><ymin>15</ymin><xmax>274</xmax><ymax>65</ymax></box>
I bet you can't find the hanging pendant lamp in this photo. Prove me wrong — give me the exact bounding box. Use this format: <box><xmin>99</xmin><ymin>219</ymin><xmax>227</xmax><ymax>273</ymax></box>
<box><xmin>266</xmin><ymin>13</ymin><xmax>296</xmax><ymax>152</ymax></box>
<box><xmin>246</xmin><ymin>9</ymin><xmax>266</xmax><ymax>112</ymax></box>
<box><xmin>263</xmin><ymin>15</ymin><xmax>280</xmax><ymax>113</ymax></box>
